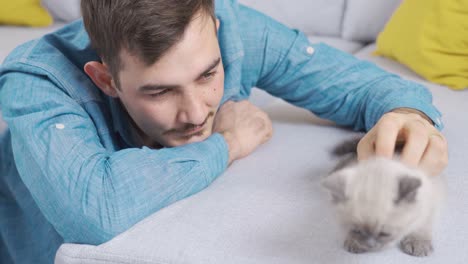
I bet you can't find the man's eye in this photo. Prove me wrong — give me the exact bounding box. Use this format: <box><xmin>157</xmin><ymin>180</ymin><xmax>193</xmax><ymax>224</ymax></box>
<box><xmin>202</xmin><ymin>71</ymin><xmax>217</xmax><ymax>81</ymax></box>
<box><xmin>149</xmin><ymin>89</ymin><xmax>170</xmax><ymax>98</ymax></box>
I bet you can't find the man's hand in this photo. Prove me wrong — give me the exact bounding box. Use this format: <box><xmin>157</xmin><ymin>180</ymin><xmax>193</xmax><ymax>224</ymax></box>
<box><xmin>357</xmin><ymin>108</ymin><xmax>448</xmax><ymax>176</ymax></box>
<box><xmin>213</xmin><ymin>100</ymin><xmax>273</xmax><ymax>165</ymax></box>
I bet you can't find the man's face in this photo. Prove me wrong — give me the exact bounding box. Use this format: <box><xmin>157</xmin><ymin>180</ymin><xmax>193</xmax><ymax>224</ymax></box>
<box><xmin>115</xmin><ymin>14</ymin><xmax>224</xmax><ymax>147</ymax></box>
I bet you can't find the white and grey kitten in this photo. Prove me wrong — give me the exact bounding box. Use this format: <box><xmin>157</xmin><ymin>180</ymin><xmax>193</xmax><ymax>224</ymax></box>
<box><xmin>322</xmin><ymin>138</ymin><xmax>445</xmax><ymax>257</ymax></box>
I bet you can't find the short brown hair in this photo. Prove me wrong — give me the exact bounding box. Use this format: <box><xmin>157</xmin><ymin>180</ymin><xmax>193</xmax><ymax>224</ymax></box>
<box><xmin>81</xmin><ymin>0</ymin><xmax>216</xmax><ymax>88</ymax></box>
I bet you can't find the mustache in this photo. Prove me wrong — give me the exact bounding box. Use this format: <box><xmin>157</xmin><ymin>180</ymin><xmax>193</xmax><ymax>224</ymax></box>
<box><xmin>164</xmin><ymin>112</ymin><xmax>214</xmax><ymax>135</ymax></box>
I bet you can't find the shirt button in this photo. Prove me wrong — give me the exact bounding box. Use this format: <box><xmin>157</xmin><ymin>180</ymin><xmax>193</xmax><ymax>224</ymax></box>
<box><xmin>55</xmin><ymin>123</ymin><xmax>65</xmax><ymax>130</ymax></box>
<box><xmin>306</xmin><ymin>46</ymin><xmax>315</xmax><ymax>55</ymax></box>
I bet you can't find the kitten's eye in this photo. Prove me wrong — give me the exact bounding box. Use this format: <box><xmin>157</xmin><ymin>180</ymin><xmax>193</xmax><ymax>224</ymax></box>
<box><xmin>351</xmin><ymin>229</ymin><xmax>364</xmax><ymax>236</ymax></box>
<box><xmin>378</xmin><ymin>232</ymin><xmax>390</xmax><ymax>238</ymax></box>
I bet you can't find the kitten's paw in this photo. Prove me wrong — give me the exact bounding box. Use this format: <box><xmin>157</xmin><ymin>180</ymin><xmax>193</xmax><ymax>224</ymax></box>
<box><xmin>400</xmin><ymin>235</ymin><xmax>433</xmax><ymax>257</ymax></box>
<box><xmin>344</xmin><ymin>237</ymin><xmax>368</xmax><ymax>254</ymax></box>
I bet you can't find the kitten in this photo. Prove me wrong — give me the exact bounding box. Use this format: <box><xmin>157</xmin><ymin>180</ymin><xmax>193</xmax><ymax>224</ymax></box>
<box><xmin>322</xmin><ymin>138</ymin><xmax>445</xmax><ymax>257</ymax></box>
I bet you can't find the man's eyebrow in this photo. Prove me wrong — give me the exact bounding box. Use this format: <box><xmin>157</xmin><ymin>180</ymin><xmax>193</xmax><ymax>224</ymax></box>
<box><xmin>197</xmin><ymin>57</ymin><xmax>221</xmax><ymax>80</ymax></box>
<box><xmin>137</xmin><ymin>57</ymin><xmax>221</xmax><ymax>93</ymax></box>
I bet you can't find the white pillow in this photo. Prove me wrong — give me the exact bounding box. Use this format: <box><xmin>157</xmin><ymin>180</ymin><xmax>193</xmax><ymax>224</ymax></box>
<box><xmin>41</xmin><ymin>0</ymin><xmax>81</xmax><ymax>23</ymax></box>
<box><xmin>239</xmin><ymin>0</ymin><xmax>346</xmax><ymax>37</ymax></box>
<box><xmin>342</xmin><ymin>0</ymin><xmax>402</xmax><ymax>42</ymax></box>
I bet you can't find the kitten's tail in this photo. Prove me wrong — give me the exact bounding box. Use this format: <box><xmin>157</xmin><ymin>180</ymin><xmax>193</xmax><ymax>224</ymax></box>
<box><xmin>332</xmin><ymin>136</ymin><xmax>363</xmax><ymax>157</ymax></box>
<box><xmin>329</xmin><ymin>136</ymin><xmax>363</xmax><ymax>172</ymax></box>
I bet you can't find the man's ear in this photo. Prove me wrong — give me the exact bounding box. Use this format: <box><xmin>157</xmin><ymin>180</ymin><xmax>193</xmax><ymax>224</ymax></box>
<box><xmin>84</xmin><ymin>61</ymin><xmax>119</xmax><ymax>98</ymax></box>
<box><xmin>216</xmin><ymin>18</ymin><xmax>220</xmax><ymax>31</ymax></box>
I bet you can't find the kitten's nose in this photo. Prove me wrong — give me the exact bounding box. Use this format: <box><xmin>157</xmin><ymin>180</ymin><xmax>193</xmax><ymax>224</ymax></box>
<box><xmin>365</xmin><ymin>237</ymin><xmax>378</xmax><ymax>248</ymax></box>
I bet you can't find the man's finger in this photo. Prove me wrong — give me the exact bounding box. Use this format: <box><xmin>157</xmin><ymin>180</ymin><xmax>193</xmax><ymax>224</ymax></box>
<box><xmin>400</xmin><ymin>121</ymin><xmax>429</xmax><ymax>166</ymax></box>
<box><xmin>419</xmin><ymin>134</ymin><xmax>449</xmax><ymax>176</ymax></box>
<box><xmin>357</xmin><ymin>133</ymin><xmax>375</xmax><ymax>161</ymax></box>
<box><xmin>374</xmin><ymin>115</ymin><xmax>400</xmax><ymax>158</ymax></box>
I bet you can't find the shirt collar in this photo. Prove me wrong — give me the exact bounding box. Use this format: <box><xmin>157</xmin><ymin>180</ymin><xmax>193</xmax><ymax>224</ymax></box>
<box><xmin>108</xmin><ymin>97</ymin><xmax>144</xmax><ymax>148</ymax></box>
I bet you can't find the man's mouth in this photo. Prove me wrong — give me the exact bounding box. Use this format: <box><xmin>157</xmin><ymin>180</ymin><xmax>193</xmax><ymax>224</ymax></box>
<box><xmin>179</xmin><ymin>121</ymin><xmax>207</xmax><ymax>136</ymax></box>
<box><xmin>171</xmin><ymin>113</ymin><xmax>213</xmax><ymax>138</ymax></box>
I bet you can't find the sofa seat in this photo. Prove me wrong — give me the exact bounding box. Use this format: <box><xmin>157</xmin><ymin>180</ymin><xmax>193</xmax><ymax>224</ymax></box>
<box><xmin>54</xmin><ymin>43</ymin><xmax>468</xmax><ymax>263</ymax></box>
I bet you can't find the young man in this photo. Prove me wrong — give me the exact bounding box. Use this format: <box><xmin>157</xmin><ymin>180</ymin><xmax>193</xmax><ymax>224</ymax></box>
<box><xmin>0</xmin><ymin>0</ymin><xmax>447</xmax><ymax>263</ymax></box>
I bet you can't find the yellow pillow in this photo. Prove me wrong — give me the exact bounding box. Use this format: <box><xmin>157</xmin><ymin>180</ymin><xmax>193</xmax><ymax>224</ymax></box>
<box><xmin>375</xmin><ymin>0</ymin><xmax>468</xmax><ymax>90</ymax></box>
<box><xmin>0</xmin><ymin>0</ymin><xmax>53</xmax><ymax>27</ymax></box>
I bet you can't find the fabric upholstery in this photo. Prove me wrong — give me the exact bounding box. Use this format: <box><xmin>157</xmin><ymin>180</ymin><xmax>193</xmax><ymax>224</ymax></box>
<box><xmin>341</xmin><ymin>0</ymin><xmax>402</xmax><ymax>42</ymax></box>
<box><xmin>41</xmin><ymin>0</ymin><xmax>81</xmax><ymax>23</ymax></box>
<box><xmin>239</xmin><ymin>0</ymin><xmax>345</xmax><ymax>37</ymax></box>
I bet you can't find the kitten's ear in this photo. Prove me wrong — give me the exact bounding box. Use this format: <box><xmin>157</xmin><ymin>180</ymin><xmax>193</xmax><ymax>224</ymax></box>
<box><xmin>322</xmin><ymin>169</ymin><xmax>351</xmax><ymax>203</ymax></box>
<box><xmin>395</xmin><ymin>176</ymin><xmax>422</xmax><ymax>204</ymax></box>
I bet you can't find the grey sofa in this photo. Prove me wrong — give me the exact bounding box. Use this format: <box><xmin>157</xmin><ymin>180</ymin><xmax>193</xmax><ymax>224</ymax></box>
<box><xmin>1</xmin><ymin>0</ymin><xmax>467</xmax><ymax>263</ymax></box>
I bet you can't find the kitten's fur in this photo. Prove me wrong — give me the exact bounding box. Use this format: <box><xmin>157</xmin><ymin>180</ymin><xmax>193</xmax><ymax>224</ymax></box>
<box><xmin>322</xmin><ymin>137</ymin><xmax>445</xmax><ymax>257</ymax></box>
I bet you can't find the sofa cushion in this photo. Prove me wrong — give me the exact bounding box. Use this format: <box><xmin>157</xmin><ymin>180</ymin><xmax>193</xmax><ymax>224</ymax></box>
<box><xmin>239</xmin><ymin>0</ymin><xmax>345</xmax><ymax>37</ymax></box>
<box><xmin>342</xmin><ymin>0</ymin><xmax>402</xmax><ymax>42</ymax></box>
<box><xmin>41</xmin><ymin>0</ymin><xmax>81</xmax><ymax>23</ymax></box>
<box><xmin>0</xmin><ymin>0</ymin><xmax>53</xmax><ymax>27</ymax></box>
<box><xmin>375</xmin><ymin>0</ymin><xmax>468</xmax><ymax>90</ymax></box>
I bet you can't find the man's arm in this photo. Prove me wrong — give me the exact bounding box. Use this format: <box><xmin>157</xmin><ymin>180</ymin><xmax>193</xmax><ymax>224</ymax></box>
<box><xmin>214</xmin><ymin>100</ymin><xmax>273</xmax><ymax>165</ymax></box>
<box><xmin>236</xmin><ymin>4</ymin><xmax>442</xmax><ymax>132</ymax></box>
<box><xmin>235</xmin><ymin>4</ymin><xmax>447</xmax><ymax>175</ymax></box>
<box><xmin>0</xmin><ymin>72</ymin><xmax>229</xmax><ymax>245</ymax></box>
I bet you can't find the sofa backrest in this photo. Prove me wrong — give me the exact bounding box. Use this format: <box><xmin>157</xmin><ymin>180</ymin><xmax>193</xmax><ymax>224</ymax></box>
<box><xmin>42</xmin><ymin>0</ymin><xmax>401</xmax><ymax>42</ymax></box>
<box><xmin>239</xmin><ymin>0</ymin><xmax>345</xmax><ymax>37</ymax></box>
<box><xmin>238</xmin><ymin>0</ymin><xmax>402</xmax><ymax>43</ymax></box>
<box><xmin>342</xmin><ymin>0</ymin><xmax>402</xmax><ymax>42</ymax></box>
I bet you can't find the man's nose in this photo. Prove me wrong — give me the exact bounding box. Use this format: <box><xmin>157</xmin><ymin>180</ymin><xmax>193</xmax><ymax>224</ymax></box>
<box><xmin>177</xmin><ymin>91</ymin><xmax>206</xmax><ymax>125</ymax></box>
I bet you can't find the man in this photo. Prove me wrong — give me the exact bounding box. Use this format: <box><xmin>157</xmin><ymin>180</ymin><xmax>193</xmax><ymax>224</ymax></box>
<box><xmin>0</xmin><ymin>0</ymin><xmax>447</xmax><ymax>263</ymax></box>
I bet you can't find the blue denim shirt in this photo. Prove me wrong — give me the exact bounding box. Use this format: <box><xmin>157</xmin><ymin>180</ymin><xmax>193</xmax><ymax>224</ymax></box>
<box><xmin>0</xmin><ymin>0</ymin><xmax>442</xmax><ymax>263</ymax></box>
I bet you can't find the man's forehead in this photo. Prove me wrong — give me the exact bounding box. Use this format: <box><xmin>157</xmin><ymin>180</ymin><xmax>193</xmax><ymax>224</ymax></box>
<box><xmin>118</xmin><ymin>52</ymin><xmax>220</xmax><ymax>91</ymax></box>
<box><xmin>117</xmin><ymin>13</ymin><xmax>219</xmax><ymax>88</ymax></box>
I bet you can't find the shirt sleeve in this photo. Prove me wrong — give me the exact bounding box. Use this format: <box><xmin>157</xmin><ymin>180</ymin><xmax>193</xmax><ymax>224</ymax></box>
<box><xmin>0</xmin><ymin>71</ymin><xmax>229</xmax><ymax>245</ymax></box>
<box><xmin>236</xmin><ymin>4</ymin><xmax>443</xmax><ymax>131</ymax></box>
